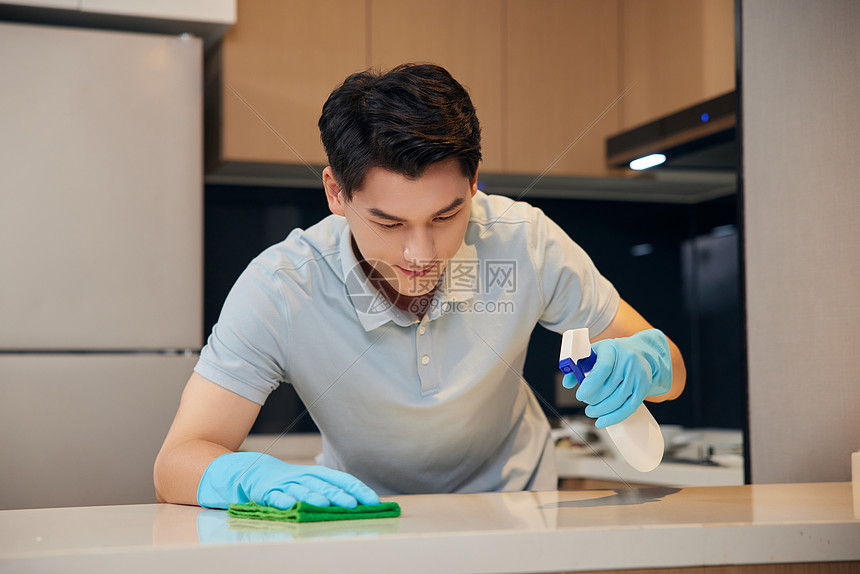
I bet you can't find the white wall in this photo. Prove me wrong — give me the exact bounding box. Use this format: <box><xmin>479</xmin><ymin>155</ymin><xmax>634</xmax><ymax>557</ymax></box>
<box><xmin>742</xmin><ymin>0</ymin><xmax>860</xmax><ymax>482</ymax></box>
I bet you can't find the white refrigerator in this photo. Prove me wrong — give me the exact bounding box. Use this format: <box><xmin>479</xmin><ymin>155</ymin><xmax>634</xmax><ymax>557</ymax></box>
<box><xmin>0</xmin><ymin>22</ymin><xmax>202</xmax><ymax>509</ymax></box>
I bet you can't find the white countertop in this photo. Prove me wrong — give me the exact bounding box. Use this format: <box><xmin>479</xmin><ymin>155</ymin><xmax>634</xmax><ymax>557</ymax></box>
<box><xmin>2</xmin><ymin>483</ymin><xmax>858</xmax><ymax>573</ymax></box>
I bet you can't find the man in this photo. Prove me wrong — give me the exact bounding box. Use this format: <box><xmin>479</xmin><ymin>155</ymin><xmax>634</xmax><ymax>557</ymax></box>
<box><xmin>153</xmin><ymin>63</ymin><xmax>686</xmax><ymax>510</ymax></box>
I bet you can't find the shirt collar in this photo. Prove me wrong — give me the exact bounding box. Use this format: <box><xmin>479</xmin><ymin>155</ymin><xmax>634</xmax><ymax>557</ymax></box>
<box><xmin>339</xmin><ymin>225</ymin><xmax>412</xmax><ymax>331</ymax></box>
<box><xmin>339</xmin><ymin>223</ymin><xmax>480</xmax><ymax>331</ymax></box>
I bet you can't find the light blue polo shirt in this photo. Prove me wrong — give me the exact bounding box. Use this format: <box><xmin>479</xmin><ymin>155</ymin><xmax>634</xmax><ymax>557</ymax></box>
<box><xmin>195</xmin><ymin>191</ymin><xmax>619</xmax><ymax>495</ymax></box>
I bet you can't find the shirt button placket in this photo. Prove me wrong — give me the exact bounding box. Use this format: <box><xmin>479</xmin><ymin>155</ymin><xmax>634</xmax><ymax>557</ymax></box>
<box><xmin>416</xmin><ymin>320</ymin><xmax>436</xmax><ymax>394</ymax></box>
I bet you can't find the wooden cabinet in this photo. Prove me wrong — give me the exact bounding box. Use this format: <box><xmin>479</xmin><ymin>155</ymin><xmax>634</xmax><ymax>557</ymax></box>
<box><xmin>216</xmin><ymin>0</ymin><xmax>367</xmax><ymax>168</ymax></box>
<box><xmin>503</xmin><ymin>0</ymin><xmax>734</xmax><ymax>177</ymax></box>
<box><xmin>618</xmin><ymin>0</ymin><xmax>735</xmax><ymax>130</ymax></box>
<box><xmin>212</xmin><ymin>0</ymin><xmax>503</xmax><ymax>174</ymax></box>
<box><xmin>369</xmin><ymin>0</ymin><xmax>504</xmax><ymax>173</ymax></box>
<box><xmin>504</xmin><ymin>0</ymin><xmax>621</xmax><ymax>177</ymax></box>
<box><xmin>209</xmin><ymin>0</ymin><xmax>734</xmax><ymax>180</ymax></box>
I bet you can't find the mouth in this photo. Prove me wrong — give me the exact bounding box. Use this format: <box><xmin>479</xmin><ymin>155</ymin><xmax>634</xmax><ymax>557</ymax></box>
<box><xmin>396</xmin><ymin>264</ymin><xmax>435</xmax><ymax>278</ymax></box>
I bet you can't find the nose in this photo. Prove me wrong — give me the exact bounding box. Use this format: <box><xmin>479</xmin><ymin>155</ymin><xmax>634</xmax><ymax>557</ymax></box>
<box><xmin>403</xmin><ymin>229</ymin><xmax>436</xmax><ymax>267</ymax></box>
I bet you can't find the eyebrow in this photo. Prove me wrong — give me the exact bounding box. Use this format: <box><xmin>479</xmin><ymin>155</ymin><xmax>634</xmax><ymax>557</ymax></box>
<box><xmin>366</xmin><ymin>196</ymin><xmax>465</xmax><ymax>222</ymax></box>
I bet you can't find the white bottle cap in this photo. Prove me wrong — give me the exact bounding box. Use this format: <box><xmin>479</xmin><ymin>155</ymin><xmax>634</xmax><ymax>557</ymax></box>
<box><xmin>560</xmin><ymin>328</ymin><xmax>592</xmax><ymax>362</ymax></box>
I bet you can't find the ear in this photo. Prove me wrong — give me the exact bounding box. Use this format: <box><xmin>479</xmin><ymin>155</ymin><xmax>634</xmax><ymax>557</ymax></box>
<box><xmin>323</xmin><ymin>167</ymin><xmax>346</xmax><ymax>216</ymax></box>
<box><xmin>470</xmin><ymin>166</ymin><xmax>480</xmax><ymax>197</ymax></box>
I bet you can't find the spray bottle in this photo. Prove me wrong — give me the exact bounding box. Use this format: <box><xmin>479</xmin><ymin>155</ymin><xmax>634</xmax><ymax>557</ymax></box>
<box><xmin>559</xmin><ymin>328</ymin><xmax>664</xmax><ymax>472</ymax></box>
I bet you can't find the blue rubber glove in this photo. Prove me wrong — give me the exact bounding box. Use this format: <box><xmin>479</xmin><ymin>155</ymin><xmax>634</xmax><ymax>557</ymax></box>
<box><xmin>562</xmin><ymin>329</ymin><xmax>673</xmax><ymax>429</ymax></box>
<box><xmin>197</xmin><ymin>452</ymin><xmax>380</xmax><ymax>510</ymax></box>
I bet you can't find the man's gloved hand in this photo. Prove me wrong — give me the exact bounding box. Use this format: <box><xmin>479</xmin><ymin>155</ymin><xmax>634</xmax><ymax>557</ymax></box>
<box><xmin>197</xmin><ymin>451</ymin><xmax>380</xmax><ymax>510</ymax></box>
<box><xmin>561</xmin><ymin>328</ymin><xmax>673</xmax><ymax>429</ymax></box>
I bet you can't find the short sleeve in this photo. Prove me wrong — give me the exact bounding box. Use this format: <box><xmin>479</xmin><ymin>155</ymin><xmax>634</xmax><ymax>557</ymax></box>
<box><xmin>530</xmin><ymin>207</ymin><xmax>619</xmax><ymax>337</ymax></box>
<box><xmin>194</xmin><ymin>262</ymin><xmax>290</xmax><ymax>405</ymax></box>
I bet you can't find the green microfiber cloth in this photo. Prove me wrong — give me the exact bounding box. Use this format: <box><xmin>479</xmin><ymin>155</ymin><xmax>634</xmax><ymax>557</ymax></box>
<box><xmin>227</xmin><ymin>500</ymin><xmax>401</xmax><ymax>523</ymax></box>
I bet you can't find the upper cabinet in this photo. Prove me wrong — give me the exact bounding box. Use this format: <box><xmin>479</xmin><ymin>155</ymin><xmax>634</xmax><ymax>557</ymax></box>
<box><xmin>618</xmin><ymin>0</ymin><xmax>735</xmax><ymax>130</ymax></box>
<box><xmin>369</xmin><ymin>0</ymin><xmax>504</xmax><ymax>173</ymax></box>
<box><xmin>208</xmin><ymin>0</ymin><xmax>733</xmax><ymax>181</ymax></box>
<box><xmin>504</xmin><ymin>0</ymin><xmax>620</xmax><ymax>177</ymax></box>
<box><xmin>211</xmin><ymin>0</ymin><xmax>502</xmax><ymax>174</ymax></box>
<box><xmin>217</xmin><ymin>0</ymin><xmax>366</xmax><ymax>168</ymax></box>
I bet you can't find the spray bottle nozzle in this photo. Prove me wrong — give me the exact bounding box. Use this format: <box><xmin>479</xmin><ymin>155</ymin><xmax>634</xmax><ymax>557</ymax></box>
<box><xmin>559</xmin><ymin>328</ymin><xmax>598</xmax><ymax>384</ymax></box>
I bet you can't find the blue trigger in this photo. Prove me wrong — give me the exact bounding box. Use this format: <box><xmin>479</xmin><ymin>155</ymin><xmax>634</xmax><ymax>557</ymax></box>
<box><xmin>580</xmin><ymin>349</ymin><xmax>597</xmax><ymax>373</ymax></box>
<box><xmin>559</xmin><ymin>349</ymin><xmax>597</xmax><ymax>385</ymax></box>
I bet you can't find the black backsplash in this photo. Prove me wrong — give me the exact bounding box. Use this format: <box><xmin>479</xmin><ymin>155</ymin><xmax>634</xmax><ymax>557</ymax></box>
<box><xmin>521</xmin><ymin>195</ymin><xmax>742</xmax><ymax>429</ymax></box>
<box><xmin>204</xmin><ymin>185</ymin><xmax>742</xmax><ymax>433</ymax></box>
<box><xmin>204</xmin><ymin>186</ymin><xmax>330</xmax><ymax>434</ymax></box>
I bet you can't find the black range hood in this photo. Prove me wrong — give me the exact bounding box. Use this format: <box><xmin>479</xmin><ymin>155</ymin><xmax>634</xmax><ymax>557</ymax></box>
<box><xmin>607</xmin><ymin>91</ymin><xmax>737</xmax><ymax>171</ymax></box>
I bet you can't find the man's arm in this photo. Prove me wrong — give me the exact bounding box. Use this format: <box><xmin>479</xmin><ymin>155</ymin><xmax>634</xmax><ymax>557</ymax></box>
<box><xmin>154</xmin><ymin>373</ymin><xmax>380</xmax><ymax>509</ymax></box>
<box><xmin>153</xmin><ymin>372</ymin><xmax>261</xmax><ymax>505</ymax></box>
<box><xmin>590</xmin><ymin>298</ymin><xmax>686</xmax><ymax>402</ymax></box>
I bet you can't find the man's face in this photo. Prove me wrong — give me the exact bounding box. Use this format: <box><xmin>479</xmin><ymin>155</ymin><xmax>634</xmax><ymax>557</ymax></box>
<box><xmin>324</xmin><ymin>158</ymin><xmax>477</xmax><ymax>298</ymax></box>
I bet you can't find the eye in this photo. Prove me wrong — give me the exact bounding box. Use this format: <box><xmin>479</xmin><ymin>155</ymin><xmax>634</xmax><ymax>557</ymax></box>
<box><xmin>375</xmin><ymin>221</ymin><xmax>402</xmax><ymax>230</ymax></box>
<box><xmin>434</xmin><ymin>212</ymin><xmax>458</xmax><ymax>223</ymax></box>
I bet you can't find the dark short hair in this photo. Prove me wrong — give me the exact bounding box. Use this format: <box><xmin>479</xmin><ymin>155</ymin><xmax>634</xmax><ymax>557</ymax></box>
<box><xmin>318</xmin><ymin>63</ymin><xmax>482</xmax><ymax>200</ymax></box>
